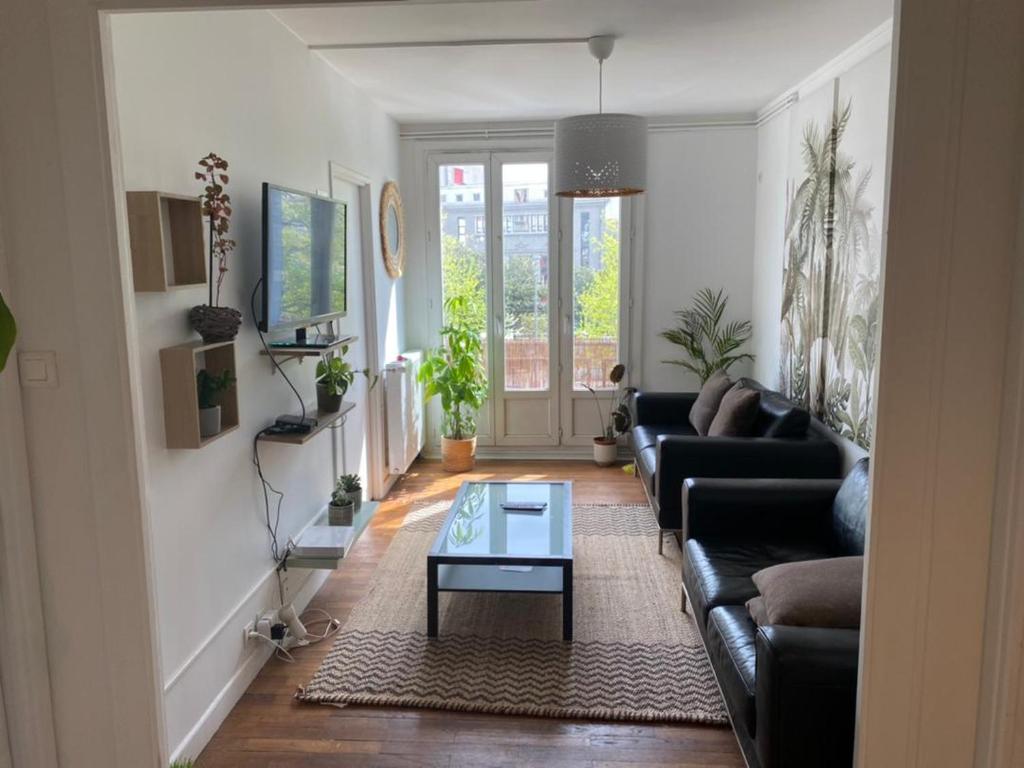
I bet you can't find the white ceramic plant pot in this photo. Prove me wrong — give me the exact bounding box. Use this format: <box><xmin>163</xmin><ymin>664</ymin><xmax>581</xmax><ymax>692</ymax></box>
<box><xmin>199</xmin><ymin>405</ymin><xmax>222</xmax><ymax>438</ymax></box>
<box><xmin>593</xmin><ymin>437</ymin><xmax>617</xmax><ymax>467</ymax></box>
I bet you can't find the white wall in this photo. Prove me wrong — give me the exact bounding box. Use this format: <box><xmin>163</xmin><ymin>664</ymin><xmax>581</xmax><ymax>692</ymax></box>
<box><xmin>750</xmin><ymin>105</ymin><xmax>793</xmax><ymax>387</ymax></box>
<box><xmin>109</xmin><ymin>10</ymin><xmax>400</xmax><ymax>760</ymax></box>
<box><xmin>640</xmin><ymin>127</ymin><xmax>757</xmax><ymax>391</ymax></box>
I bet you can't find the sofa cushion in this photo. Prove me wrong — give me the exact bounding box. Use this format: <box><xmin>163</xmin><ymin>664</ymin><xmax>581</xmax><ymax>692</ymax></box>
<box><xmin>683</xmin><ymin>539</ymin><xmax>831</xmax><ymax>633</ymax></box>
<box><xmin>689</xmin><ymin>371</ymin><xmax>733</xmax><ymax>436</ymax></box>
<box><xmin>749</xmin><ymin>556</ymin><xmax>864</xmax><ymax>629</ymax></box>
<box><xmin>736</xmin><ymin>378</ymin><xmax>811</xmax><ymax>438</ymax></box>
<box><xmin>707</xmin><ymin>606</ymin><xmax>758</xmax><ymax>737</ymax></box>
<box><xmin>832</xmin><ymin>458</ymin><xmax>870</xmax><ymax>555</ymax></box>
<box><xmin>708</xmin><ymin>385</ymin><xmax>761</xmax><ymax>437</ymax></box>
<box><xmin>631</xmin><ymin>423</ymin><xmax>695</xmax><ymax>452</ymax></box>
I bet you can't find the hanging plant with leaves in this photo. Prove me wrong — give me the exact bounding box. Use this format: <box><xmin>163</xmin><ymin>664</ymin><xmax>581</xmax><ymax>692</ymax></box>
<box><xmin>194</xmin><ymin>153</ymin><xmax>235</xmax><ymax>307</ymax></box>
<box><xmin>0</xmin><ymin>290</ymin><xmax>15</xmax><ymax>373</ymax></box>
<box><xmin>660</xmin><ymin>287</ymin><xmax>754</xmax><ymax>384</ymax></box>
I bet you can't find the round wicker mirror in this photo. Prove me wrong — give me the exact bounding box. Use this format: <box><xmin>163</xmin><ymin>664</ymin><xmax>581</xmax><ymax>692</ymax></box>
<box><xmin>380</xmin><ymin>181</ymin><xmax>405</xmax><ymax>278</ymax></box>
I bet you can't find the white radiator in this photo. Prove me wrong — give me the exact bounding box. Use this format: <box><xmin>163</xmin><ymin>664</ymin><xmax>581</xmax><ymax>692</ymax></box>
<box><xmin>384</xmin><ymin>351</ymin><xmax>425</xmax><ymax>475</ymax></box>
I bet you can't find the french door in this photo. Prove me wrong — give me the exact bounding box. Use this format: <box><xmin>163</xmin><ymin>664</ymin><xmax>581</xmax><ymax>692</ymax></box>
<box><xmin>428</xmin><ymin>151</ymin><xmax>632</xmax><ymax>449</ymax></box>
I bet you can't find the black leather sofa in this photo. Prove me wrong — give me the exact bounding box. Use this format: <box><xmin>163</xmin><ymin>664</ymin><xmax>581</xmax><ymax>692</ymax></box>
<box><xmin>629</xmin><ymin>379</ymin><xmax>841</xmax><ymax>549</ymax></box>
<box><xmin>681</xmin><ymin>458</ymin><xmax>870</xmax><ymax>768</ymax></box>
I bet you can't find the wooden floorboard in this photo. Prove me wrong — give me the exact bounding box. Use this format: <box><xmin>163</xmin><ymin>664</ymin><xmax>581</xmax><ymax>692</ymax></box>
<box><xmin>196</xmin><ymin>460</ymin><xmax>743</xmax><ymax>767</ymax></box>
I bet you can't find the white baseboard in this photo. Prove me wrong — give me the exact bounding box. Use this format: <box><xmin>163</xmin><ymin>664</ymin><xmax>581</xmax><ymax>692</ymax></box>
<box><xmin>166</xmin><ymin>508</ymin><xmax>332</xmax><ymax>763</ymax></box>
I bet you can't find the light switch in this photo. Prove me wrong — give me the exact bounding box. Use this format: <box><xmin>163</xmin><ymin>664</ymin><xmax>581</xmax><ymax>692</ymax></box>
<box><xmin>18</xmin><ymin>351</ymin><xmax>59</xmax><ymax>389</ymax></box>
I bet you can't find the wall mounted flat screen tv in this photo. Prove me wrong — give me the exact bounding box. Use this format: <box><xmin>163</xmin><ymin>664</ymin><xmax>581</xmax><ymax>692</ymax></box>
<box><xmin>260</xmin><ymin>183</ymin><xmax>347</xmax><ymax>333</ymax></box>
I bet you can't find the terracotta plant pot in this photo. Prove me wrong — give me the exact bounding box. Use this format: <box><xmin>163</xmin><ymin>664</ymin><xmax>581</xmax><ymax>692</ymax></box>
<box><xmin>316</xmin><ymin>383</ymin><xmax>343</xmax><ymax>413</ymax></box>
<box><xmin>199</xmin><ymin>405</ymin><xmax>222</xmax><ymax>438</ymax></box>
<box><xmin>189</xmin><ymin>305</ymin><xmax>242</xmax><ymax>343</ymax></box>
<box><xmin>593</xmin><ymin>436</ymin><xmax>618</xmax><ymax>467</ymax></box>
<box><xmin>441</xmin><ymin>435</ymin><xmax>477</xmax><ymax>473</ymax></box>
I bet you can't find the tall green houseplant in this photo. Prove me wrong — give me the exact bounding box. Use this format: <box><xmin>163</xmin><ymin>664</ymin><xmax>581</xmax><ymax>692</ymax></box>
<box><xmin>419</xmin><ymin>297</ymin><xmax>489</xmax><ymax>472</ymax></box>
<box><xmin>660</xmin><ymin>287</ymin><xmax>754</xmax><ymax>384</ymax></box>
<box><xmin>0</xmin><ymin>290</ymin><xmax>15</xmax><ymax>372</ymax></box>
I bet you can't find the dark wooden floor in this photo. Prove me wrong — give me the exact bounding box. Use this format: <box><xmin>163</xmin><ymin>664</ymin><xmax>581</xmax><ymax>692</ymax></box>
<box><xmin>197</xmin><ymin>460</ymin><xmax>743</xmax><ymax>767</ymax></box>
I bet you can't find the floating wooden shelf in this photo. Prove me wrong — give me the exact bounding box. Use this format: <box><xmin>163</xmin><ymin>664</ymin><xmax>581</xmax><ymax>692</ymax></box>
<box><xmin>259</xmin><ymin>335</ymin><xmax>359</xmax><ymax>365</ymax></box>
<box><xmin>127</xmin><ymin>191</ymin><xmax>206</xmax><ymax>292</ymax></box>
<box><xmin>285</xmin><ymin>501</ymin><xmax>380</xmax><ymax>570</ymax></box>
<box><xmin>159</xmin><ymin>340</ymin><xmax>239</xmax><ymax>449</ymax></box>
<box><xmin>257</xmin><ymin>401</ymin><xmax>355</xmax><ymax>446</ymax></box>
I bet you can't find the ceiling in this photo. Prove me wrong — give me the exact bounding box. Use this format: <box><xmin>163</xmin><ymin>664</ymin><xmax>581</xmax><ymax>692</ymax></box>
<box><xmin>272</xmin><ymin>0</ymin><xmax>893</xmax><ymax>124</ymax></box>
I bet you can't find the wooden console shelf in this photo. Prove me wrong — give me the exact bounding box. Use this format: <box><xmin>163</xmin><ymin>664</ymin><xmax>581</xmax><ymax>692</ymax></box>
<box><xmin>257</xmin><ymin>400</ymin><xmax>356</xmax><ymax>446</ymax></box>
<box><xmin>159</xmin><ymin>340</ymin><xmax>239</xmax><ymax>449</ymax></box>
<box><xmin>127</xmin><ymin>191</ymin><xmax>206</xmax><ymax>292</ymax></box>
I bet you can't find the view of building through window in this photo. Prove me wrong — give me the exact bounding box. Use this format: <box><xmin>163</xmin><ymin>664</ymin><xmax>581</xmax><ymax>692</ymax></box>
<box><xmin>438</xmin><ymin>164</ymin><xmax>620</xmax><ymax>393</ymax></box>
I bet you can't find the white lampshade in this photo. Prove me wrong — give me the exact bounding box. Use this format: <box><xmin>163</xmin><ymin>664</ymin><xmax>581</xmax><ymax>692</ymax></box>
<box><xmin>554</xmin><ymin>113</ymin><xmax>648</xmax><ymax>197</ymax></box>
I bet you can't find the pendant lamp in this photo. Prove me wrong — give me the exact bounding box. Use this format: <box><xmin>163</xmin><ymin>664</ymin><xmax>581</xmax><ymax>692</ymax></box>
<box><xmin>555</xmin><ymin>36</ymin><xmax>647</xmax><ymax>197</ymax></box>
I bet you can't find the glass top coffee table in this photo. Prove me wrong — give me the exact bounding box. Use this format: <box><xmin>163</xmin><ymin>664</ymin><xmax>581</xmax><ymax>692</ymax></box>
<box><xmin>427</xmin><ymin>481</ymin><xmax>573</xmax><ymax>641</ymax></box>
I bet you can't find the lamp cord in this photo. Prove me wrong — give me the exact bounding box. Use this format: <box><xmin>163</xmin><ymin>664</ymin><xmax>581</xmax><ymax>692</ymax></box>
<box><xmin>598</xmin><ymin>58</ymin><xmax>603</xmax><ymax>113</ymax></box>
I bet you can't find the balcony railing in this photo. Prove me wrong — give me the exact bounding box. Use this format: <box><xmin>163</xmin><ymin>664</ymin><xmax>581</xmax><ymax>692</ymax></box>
<box><xmin>503</xmin><ymin>337</ymin><xmax>619</xmax><ymax>391</ymax></box>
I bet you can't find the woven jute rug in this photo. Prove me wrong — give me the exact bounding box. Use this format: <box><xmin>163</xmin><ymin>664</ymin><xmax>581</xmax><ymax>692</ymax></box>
<box><xmin>299</xmin><ymin>501</ymin><xmax>728</xmax><ymax>724</ymax></box>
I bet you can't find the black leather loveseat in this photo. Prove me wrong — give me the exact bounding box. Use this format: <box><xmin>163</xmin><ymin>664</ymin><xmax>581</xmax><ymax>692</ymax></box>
<box><xmin>681</xmin><ymin>458</ymin><xmax>870</xmax><ymax>768</ymax></box>
<box><xmin>630</xmin><ymin>379</ymin><xmax>840</xmax><ymax>548</ymax></box>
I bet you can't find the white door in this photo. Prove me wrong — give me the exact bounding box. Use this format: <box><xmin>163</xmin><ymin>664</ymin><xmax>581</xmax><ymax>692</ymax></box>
<box><xmin>427</xmin><ymin>153</ymin><xmax>632</xmax><ymax>449</ymax></box>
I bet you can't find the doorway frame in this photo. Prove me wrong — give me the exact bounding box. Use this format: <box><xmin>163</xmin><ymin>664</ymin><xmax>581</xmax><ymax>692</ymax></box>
<box><xmin>0</xmin><ymin>1</ymin><xmax>1022</xmax><ymax>766</ymax></box>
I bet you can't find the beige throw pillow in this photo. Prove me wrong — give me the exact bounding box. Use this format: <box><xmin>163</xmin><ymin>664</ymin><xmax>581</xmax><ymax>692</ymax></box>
<box><xmin>689</xmin><ymin>371</ymin><xmax>733</xmax><ymax>436</ymax></box>
<box><xmin>707</xmin><ymin>384</ymin><xmax>760</xmax><ymax>437</ymax></box>
<box><xmin>746</xmin><ymin>556</ymin><xmax>864</xmax><ymax>628</ymax></box>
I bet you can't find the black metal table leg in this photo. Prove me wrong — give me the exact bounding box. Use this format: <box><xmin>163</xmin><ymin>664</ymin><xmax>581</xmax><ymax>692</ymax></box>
<box><xmin>562</xmin><ymin>560</ymin><xmax>573</xmax><ymax>642</ymax></box>
<box><xmin>427</xmin><ymin>557</ymin><xmax>438</xmax><ymax>638</ymax></box>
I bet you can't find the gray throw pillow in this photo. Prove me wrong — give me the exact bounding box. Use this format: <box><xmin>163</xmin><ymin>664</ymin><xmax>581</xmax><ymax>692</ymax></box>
<box><xmin>747</xmin><ymin>556</ymin><xmax>864</xmax><ymax>628</ymax></box>
<box><xmin>688</xmin><ymin>371</ymin><xmax>733</xmax><ymax>436</ymax></box>
<box><xmin>707</xmin><ymin>384</ymin><xmax>760</xmax><ymax>437</ymax></box>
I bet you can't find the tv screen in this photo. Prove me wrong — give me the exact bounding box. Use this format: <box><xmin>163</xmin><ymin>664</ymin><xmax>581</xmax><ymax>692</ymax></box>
<box><xmin>261</xmin><ymin>183</ymin><xmax>347</xmax><ymax>332</ymax></box>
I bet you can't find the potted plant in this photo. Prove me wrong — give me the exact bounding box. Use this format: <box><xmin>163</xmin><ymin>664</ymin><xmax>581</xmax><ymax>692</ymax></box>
<box><xmin>189</xmin><ymin>153</ymin><xmax>242</xmax><ymax>343</ymax></box>
<box><xmin>0</xmin><ymin>289</ymin><xmax>15</xmax><ymax>373</ymax></box>
<box><xmin>583</xmin><ymin>363</ymin><xmax>632</xmax><ymax>466</ymax></box>
<box><xmin>196</xmin><ymin>368</ymin><xmax>235</xmax><ymax>438</ymax></box>
<box><xmin>334</xmin><ymin>473</ymin><xmax>362</xmax><ymax>511</ymax></box>
<box><xmin>659</xmin><ymin>287</ymin><xmax>754</xmax><ymax>383</ymax></box>
<box><xmin>315</xmin><ymin>345</ymin><xmax>375</xmax><ymax>413</ymax></box>
<box><xmin>328</xmin><ymin>478</ymin><xmax>356</xmax><ymax>526</ymax></box>
<box><xmin>418</xmin><ymin>296</ymin><xmax>489</xmax><ymax>473</ymax></box>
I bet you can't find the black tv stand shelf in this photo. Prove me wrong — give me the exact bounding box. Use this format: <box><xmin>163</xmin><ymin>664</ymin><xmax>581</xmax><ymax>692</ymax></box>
<box><xmin>259</xmin><ymin>334</ymin><xmax>358</xmax><ymax>368</ymax></box>
<box><xmin>257</xmin><ymin>401</ymin><xmax>356</xmax><ymax>445</ymax></box>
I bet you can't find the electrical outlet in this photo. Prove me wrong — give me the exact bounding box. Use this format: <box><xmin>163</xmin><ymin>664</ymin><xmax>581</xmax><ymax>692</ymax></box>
<box><xmin>242</xmin><ymin>620</ymin><xmax>255</xmax><ymax>648</ymax></box>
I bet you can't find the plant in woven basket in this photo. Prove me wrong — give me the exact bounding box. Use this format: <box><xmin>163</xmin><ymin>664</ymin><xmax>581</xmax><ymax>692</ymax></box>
<box><xmin>189</xmin><ymin>152</ymin><xmax>242</xmax><ymax>343</ymax></box>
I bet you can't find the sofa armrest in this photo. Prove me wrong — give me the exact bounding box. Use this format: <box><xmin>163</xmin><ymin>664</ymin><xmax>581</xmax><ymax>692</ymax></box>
<box><xmin>683</xmin><ymin>477</ymin><xmax>842</xmax><ymax>542</ymax></box>
<box><xmin>655</xmin><ymin>436</ymin><xmax>840</xmax><ymax>522</ymax></box>
<box><xmin>755</xmin><ymin>625</ymin><xmax>860</xmax><ymax>768</ymax></box>
<box><xmin>630</xmin><ymin>391</ymin><xmax>698</xmax><ymax>427</ymax></box>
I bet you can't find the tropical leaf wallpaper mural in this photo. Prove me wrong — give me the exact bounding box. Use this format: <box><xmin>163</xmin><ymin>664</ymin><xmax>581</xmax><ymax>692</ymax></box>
<box><xmin>779</xmin><ymin>50</ymin><xmax>889</xmax><ymax>449</ymax></box>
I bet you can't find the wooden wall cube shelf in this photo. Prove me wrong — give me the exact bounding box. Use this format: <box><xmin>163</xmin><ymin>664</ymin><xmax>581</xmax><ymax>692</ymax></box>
<box><xmin>127</xmin><ymin>191</ymin><xmax>206</xmax><ymax>292</ymax></box>
<box><xmin>159</xmin><ymin>340</ymin><xmax>239</xmax><ymax>449</ymax></box>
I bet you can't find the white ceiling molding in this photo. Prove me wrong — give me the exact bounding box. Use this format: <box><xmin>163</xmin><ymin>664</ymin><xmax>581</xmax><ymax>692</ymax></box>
<box><xmin>756</xmin><ymin>18</ymin><xmax>893</xmax><ymax>125</ymax></box>
<box><xmin>310</xmin><ymin>37</ymin><xmax>589</xmax><ymax>51</ymax></box>
<box><xmin>399</xmin><ymin>114</ymin><xmax>757</xmax><ymax>141</ymax></box>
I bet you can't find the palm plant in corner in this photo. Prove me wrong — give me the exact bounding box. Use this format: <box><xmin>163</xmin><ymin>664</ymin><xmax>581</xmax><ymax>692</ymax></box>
<box><xmin>189</xmin><ymin>152</ymin><xmax>242</xmax><ymax>343</ymax></box>
<box><xmin>418</xmin><ymin>296</ymin><xmax>489</xmax><ymax>473</ymax></box>
<box><xmin>660</xmin><ymin>287</ymin><xmax>754</xmax><ymax>383</ymax></box>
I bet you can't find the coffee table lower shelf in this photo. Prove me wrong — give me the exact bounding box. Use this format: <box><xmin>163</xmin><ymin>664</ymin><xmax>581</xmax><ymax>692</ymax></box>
<box><xmin>427</xmin><ymin>558</ymin><xmax>573</xmax><ymax>641</ymax></box>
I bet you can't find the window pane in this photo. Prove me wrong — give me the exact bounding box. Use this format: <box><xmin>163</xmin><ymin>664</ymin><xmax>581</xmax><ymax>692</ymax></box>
<box><xmin>573</xmin><ymin>197</ymin><xmax>621</xmax><ymax>390</ymax></box>
<box><xmin>439</xmin><ymin>164</ymin><xmax>487</xmax><ymax>336</ymax></box>
<box><xmin>502</xmin><ymin>163</ymin><xmax>550</xmax><ymax>391</ymax></box>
